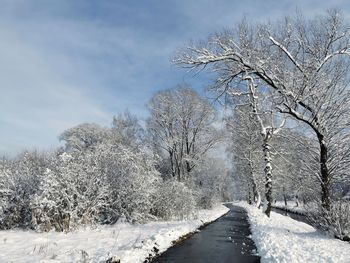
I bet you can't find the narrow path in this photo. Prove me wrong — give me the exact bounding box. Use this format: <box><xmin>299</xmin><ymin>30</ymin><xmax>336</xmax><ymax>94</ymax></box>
<box><xmin>152</xmin><ymin>204</ymin><xmax>260</xmax><ymax>263</ymax></box>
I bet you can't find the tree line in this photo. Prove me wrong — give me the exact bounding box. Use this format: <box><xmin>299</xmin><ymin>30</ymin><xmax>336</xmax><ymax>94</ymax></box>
<box><xmin>0</xmin><ymin>87</ymin><xmax>231</xmax><ymax>232</ymax></box>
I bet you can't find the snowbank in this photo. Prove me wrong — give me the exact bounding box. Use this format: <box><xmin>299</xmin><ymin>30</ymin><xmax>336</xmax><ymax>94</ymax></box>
<box><xmin>272</xmin><ymin>201</ymin><xmax>307</xmax><ymax>215</ymax></box>
<box><xmin>237</xmin><ymin>202</ymin><xmax>350</xmax><ymax>263</ymax></box>
<box><xmin>0</xmin><ymin>204</ymin><xmax>229</xmax><ymax>263</ymax></box>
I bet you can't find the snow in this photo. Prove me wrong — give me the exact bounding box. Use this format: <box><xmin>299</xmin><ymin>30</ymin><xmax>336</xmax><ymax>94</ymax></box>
<box><xmin>0</xmin><ymin>204</ymin><xmax>229</xmax><ymax>263</ymax></box>
<box><xmin>237</xmin><ymin>202</ymin><xmax>350</xmax><ymax>263</ymax></box>
<box><xmin>272</xmin><ymin>201</ymin><xmax>306</xmax><ymax>215</ymax></box>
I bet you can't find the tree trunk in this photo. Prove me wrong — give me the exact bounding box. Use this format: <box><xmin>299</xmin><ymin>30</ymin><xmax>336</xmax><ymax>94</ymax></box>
<box><xmin>295</xmin><ymin>195</ymin><xmax>299</xmax><ymax>207</ymax></box>
<box><xmin>247</xmin><ymin>182</ymin><xmax>253</xmax><ymax>204</ymax></box>
<box><xmin>282</xmin><ymin>186</ymin><xmax>288</xmax><ymax>207</ymax></box>
<box><xmin>251</xmin><ymin>175</ymin><xmax>261</xmax><ymax>207</ymax></box>
<box><xmin>248</xmin><ymin>158</ymin><xmax>260</xmax><ymax>207</ymax></box>
<box><xmin>248</xmin><ymin>189</ymin><xmax>252</xmax><ymax>205</ymax></box>
<box><xmin>186</xmin><ymin>161</ymin><xmax>191</xmax><ymax>174</ymax></box>
<box><xmin>263</xmin><ymin>138</ymin><xmax>273</xmax><ymax>217</ymax></box>
<box><xmin>318</xmin><ymin>134</ymin><xmax>331</xmax><ymax>210</ymax></box>
<box><xmin>177</xmin><ymin>165</ymin><xmax>181</xmax><ymax>181</ymax></box>
<box><xmin>169</xmin><ymin>150</ymin><xmax>175</xmax><ymax>178</ymax></box>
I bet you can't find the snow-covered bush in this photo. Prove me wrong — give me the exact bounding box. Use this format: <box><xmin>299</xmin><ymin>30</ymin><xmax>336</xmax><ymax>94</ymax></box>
<box><xmin>191</xmin><ymin>158</ymin><xmax>231</xmax><ymax>209</ymax></box>
<box><xmin>27</xmin><ymin>152</ymin><xmax>92</xmax><ymax>232</ymax></box>
<box><xmin>30</xmin><ymin>142</ymin><xmax>161</xmax><ymax>231</ymax></box>
<box><xmin>308</xmin><ymin>201</ymin><xmax>350</xmax><ymax>241</ymax></box>
<box><xmin>0</xmin><ymin>110</ymin><xmax>222</xmax><ymax>231</ymax></box>
<box><xmin>93</xmin><ymin>143</ymin><xmax>160</xmax><ymax>223</ymax></box>
<box><xmin>0</xmin><ymin>151</ymin><xmax>46</xmax><ymax>229</ymax></box>
<box><xmin>30</xmin><ymin>169</ymin><xmax>74</xmax><ymax>231</ymax></box>
<box><xmin>152</xmin><ymin>180</ymin><xmax>196</xmax><ymax>220</ymax></box>
<box><xmin>0</xmin><ymin>160</ymin><xmax>14</xmax><ymax>228</ymax></box>
<box><xmin>30</xmin><ymin>154</ymin><xmax>79</xmax><ymax>231</ymax></box>
<box><xmin>195</xmin><ymin>188</ymin><xmax>218</xmax><ymax>210</ymax></box>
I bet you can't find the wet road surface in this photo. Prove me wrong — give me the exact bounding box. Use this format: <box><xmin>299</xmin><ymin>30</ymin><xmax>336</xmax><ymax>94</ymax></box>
<box><xmin>152</xmin><ymin>204</ymin><xmax>260</xmax><ymax>263</ymax></box>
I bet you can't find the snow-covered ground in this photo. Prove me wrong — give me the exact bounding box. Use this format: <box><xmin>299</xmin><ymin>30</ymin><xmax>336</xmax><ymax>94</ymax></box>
<box><xmin>0</xmin><ymin>205</ymin><xmax>229</xmax><ymax>263</ymax></box>
<box><xmin>237</xmin><ymin>202</ymin><xmax>350</xmax><ymax>263</ymax></box>
<box><xmin>272</xmin><ymin>201</ymin><xmax>307</xmax><ymax>214</ymax></box>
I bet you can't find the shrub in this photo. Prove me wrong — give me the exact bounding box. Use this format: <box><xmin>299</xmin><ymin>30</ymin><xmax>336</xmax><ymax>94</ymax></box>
<box><xmin>0</xmin><ymin>152</ymin><xmax>45</xmax><ymax>229</ymax></box>
<box><xmin>152</xmin><ymin>180</ymin><xmax>196</xmax><ymax>220</ymax></box>
<box><xmin>308</xmin><ymin>201</ymin><xmax>350</xmax><ymax>241</ymax></box>
<box><xmin>195</xmin><ymin>187</ymin><xmax>219</xmax><ymax>209</ymax></box>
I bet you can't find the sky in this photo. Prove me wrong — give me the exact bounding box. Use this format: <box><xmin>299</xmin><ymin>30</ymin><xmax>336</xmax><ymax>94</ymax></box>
<box><xmin>0</xmin><ymin>0</ymin><xmax>349</xmax><ymax>155</ymax></box>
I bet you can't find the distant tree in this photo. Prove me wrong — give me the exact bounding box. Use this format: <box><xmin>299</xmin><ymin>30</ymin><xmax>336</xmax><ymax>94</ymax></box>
<box><xmin>191</xmin><ymin>157</ymin><xmax>232</xmax><ymax>208</ymax></box>
<box><xmin>59</xmin><ymin>123</ymin><xmax>110</xmax><ymax>152</ymax></box>
<box><xmin>272</xmin><ymin>129</ymin><xmax>319</xmax><ymax>206</ymax></box>
<box><xmin>147</xmin><ymin>86</ymin><xmax>220</xmax><ymax>181</ymax></box>
<box><xmin>226</xmin><ymin>105</ymin><xmax>263</xmax><ymax>207</ymax></box>
<box><xmin>112</xmin><ymin>110</ymin><xmax>145</xmax><ymax>147</ymax></box>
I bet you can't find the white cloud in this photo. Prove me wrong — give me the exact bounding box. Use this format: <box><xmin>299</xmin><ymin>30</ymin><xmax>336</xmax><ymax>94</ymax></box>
<box><xmin>0</xmin><ymin>21</ymin><xmax>112</xmax><ymax>155</ymax></box>
<box><xmin>1</xmin><ymin>0</ymin><xmax>349</xmax><ymax>155</ymax></box>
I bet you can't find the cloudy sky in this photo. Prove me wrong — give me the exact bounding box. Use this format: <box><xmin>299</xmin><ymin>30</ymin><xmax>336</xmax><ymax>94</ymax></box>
<box><xmin>0</xmin><ymin>0</ymin><xmax>348</xmax><ymax>155</ymax></box>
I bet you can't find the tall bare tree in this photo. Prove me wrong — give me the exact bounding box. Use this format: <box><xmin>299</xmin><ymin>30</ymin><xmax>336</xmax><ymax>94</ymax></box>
<box><xmin>175</xmin><ymin>10</ymin><xmax>350</xmax><ymax>210</ymax></box>
<box><xmin>224</xmin><ymin>75</ymin><xmax>285</xmax><ymax>216</ymax></box>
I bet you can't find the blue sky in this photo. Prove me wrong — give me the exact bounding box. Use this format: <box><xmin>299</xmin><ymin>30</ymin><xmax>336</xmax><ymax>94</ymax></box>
<box><xmin>0</xmin><ymin>0</ymin><xmax>348</xmax><ymax>155</ymax></box>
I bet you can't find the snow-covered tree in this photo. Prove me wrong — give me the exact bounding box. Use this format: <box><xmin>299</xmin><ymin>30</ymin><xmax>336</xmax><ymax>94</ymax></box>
<box><xmin>59</xmin><ymin>123</ymin><xmax>111</xmax><ymax>152</ymax></box>
<box><xmin>0</xmin><ymin>151</ymin><xmax>47</xmax><ymax>229</ymax></box>
<box><xmin>92</xmin><ymin>142</ymin><xmax>160</xmax><ymax>222</ymax></box>
<box><xmin>30</xmin><ymin>164</ymin><xmax>77</xmax><ymax>232</ymax></box>
<box><xmin>112</xmin><ymin>110</ymin><xmax>145</xmax><ymax>148</ymax></box>
<box><xmin>191</xmin><ymin>157</ymin><xmax>232</xmax><ymax>209</ymax></box>
<box><xmin>0</xmin><ymin>158</ymin><xmax>13</xmax><ymax>228</ymax></box>
<box><xmin>175</xmin><ymin>10</ymin><xmax>350</xmax><ymax>211</ymax></box>
<box><xmin>147</xmin><ymin>86</ymin><xmax>220</xmax><ymax>181</ymax></box>
<box><xmin>272</xmin><ymin>129</ymin><xmax>319</xmax><ymax>205</ymax></box>
<box><xmin>226</xmin><ymin>105</ymin><xmax>263</xmax><ymax>207</ymax></box>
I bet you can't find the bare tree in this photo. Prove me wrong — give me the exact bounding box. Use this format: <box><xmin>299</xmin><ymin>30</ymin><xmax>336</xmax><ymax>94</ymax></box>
<box><xmin>244</xmin><ymin>76</ymin><xmax>285</xmax><ymax>216</ymax></box>
<box><xmin>226</xmin><ymin>105</ymin><xmax>263</xmax><ymax>207</ymax></box>
<box><xmin>272</xmin><ymin>128</ymin><xmax>319</xmax><ymax>206</ymax></box>
<box><xmin>175</xmin><ymin>10</ymin><xmax>350</xmax><ymax>210</ymax></box>
<box><xmin>147</xmin><ymin>86</ymin><xmax>220</xmax><ymax>181</ymax></box>
<box><xmin>112</xmin><ymin>110</ymin><xmax>145</xmax><ymax>148</ymax></box>
<box><xmin>224</xmin><ymin>75</ymin><xmax>285</xmax><ymax>216</ymax></box>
